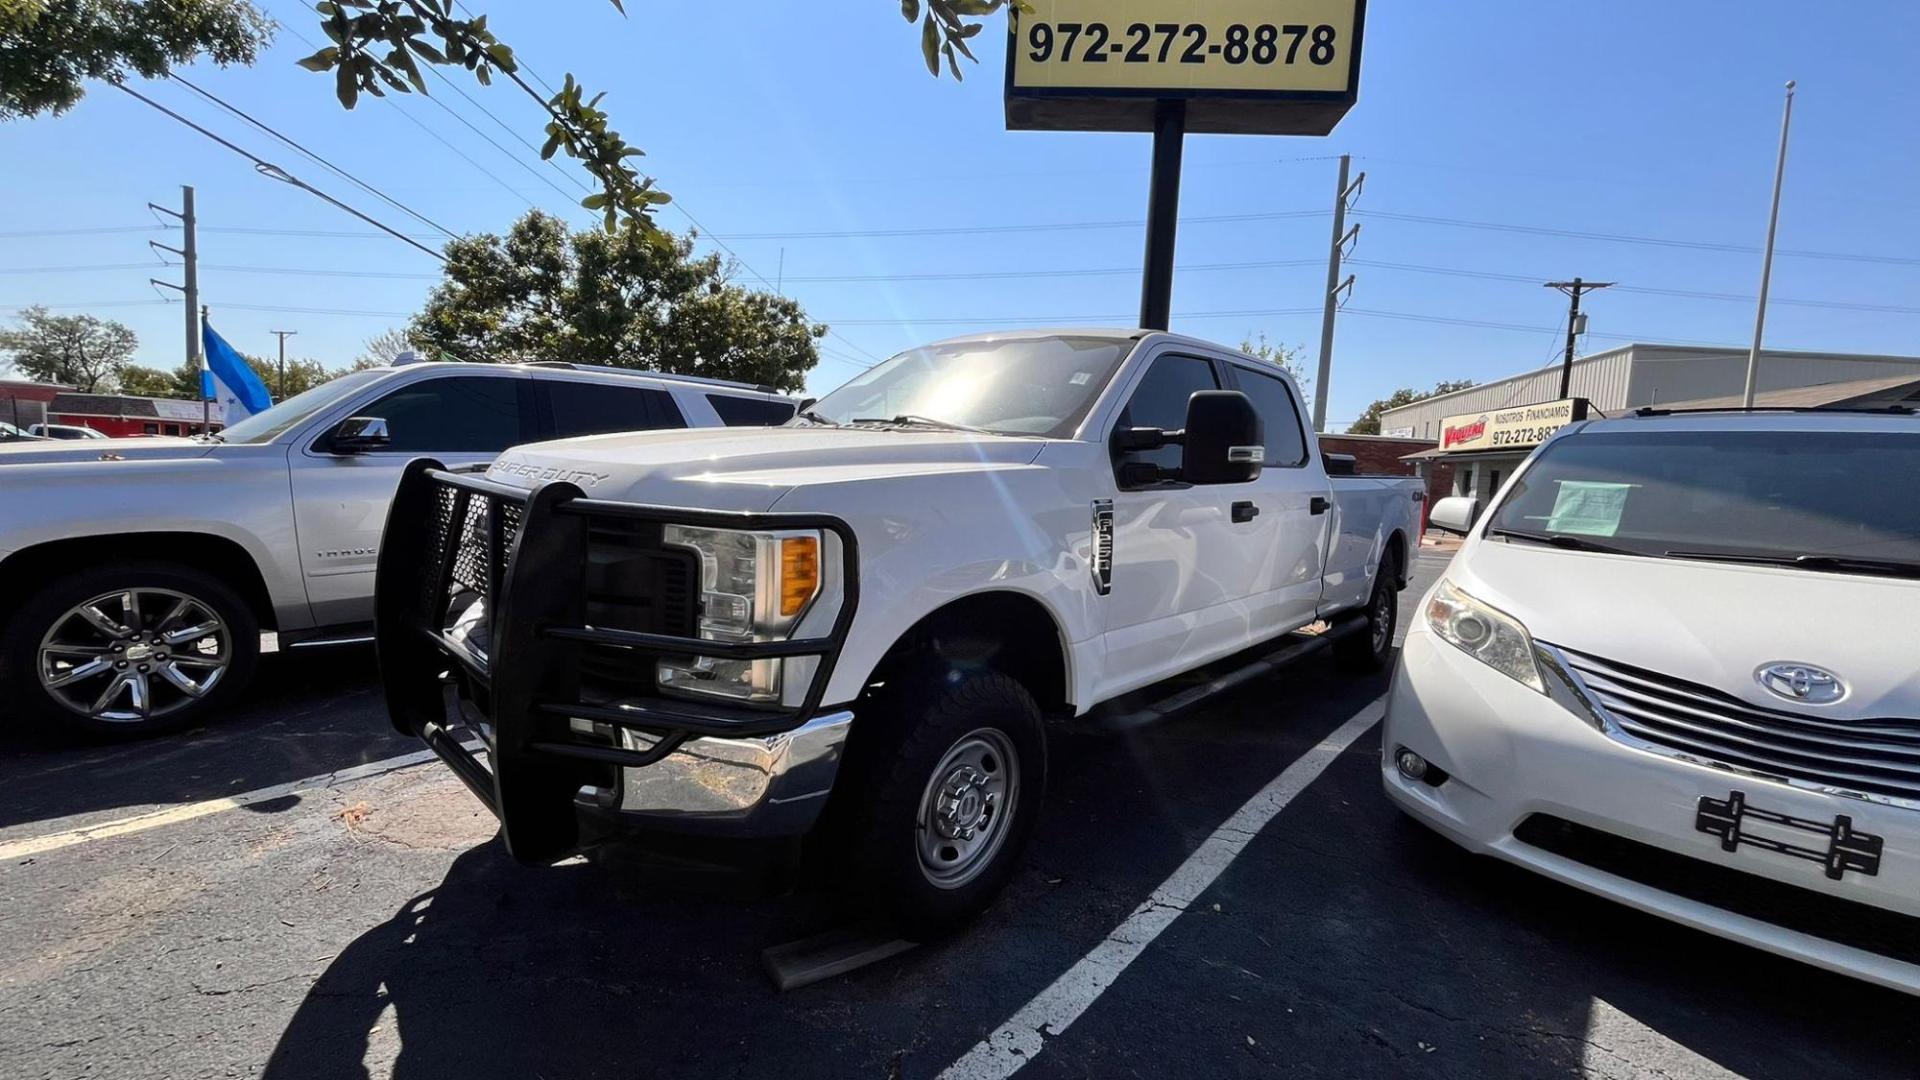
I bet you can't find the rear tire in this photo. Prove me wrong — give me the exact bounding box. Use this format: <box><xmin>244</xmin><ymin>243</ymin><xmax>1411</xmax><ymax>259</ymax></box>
<box><xmin>2</xmin><ymin>562</ymin><xmax>259</xmax><ymax>741</ymax></box>
<box><xmin>825</xmin><ymin>667</ymin><xmax>1048</xmax><ymax>940</ymax></box>
<box><xmin>1336</xmin><ymin>551</ymin><xmax>1400</xmax><ymax>673</ymax></box>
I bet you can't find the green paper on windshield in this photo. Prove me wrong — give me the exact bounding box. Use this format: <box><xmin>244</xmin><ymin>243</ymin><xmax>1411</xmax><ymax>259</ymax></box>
<box><xmin>1546</xmin><ymin>481</ymin><xmax>1633</xmax><ymax>537</ymax></box>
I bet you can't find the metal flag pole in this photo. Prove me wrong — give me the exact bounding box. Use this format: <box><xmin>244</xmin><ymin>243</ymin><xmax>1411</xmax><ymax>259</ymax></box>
<box><xmin>1743</xmin><ymin>80</ymin><xmax>1796</xmax><ymax>408</ymax></box>
<box><xmin>201</xmin><ymin>305</ymin><xmax>212</xmax><ymax>433</ymax></box>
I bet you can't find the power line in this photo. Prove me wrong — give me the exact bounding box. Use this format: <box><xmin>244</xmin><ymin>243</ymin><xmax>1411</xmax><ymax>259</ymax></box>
<box><xmin>1352</xmin><ymin>209</ymin><xmax>1920</xmax><ymax>268</ymax></box>
<box><xmin>707</xmin><ymin>210</ymin><xmax>1328</xmax><ymax>242</ymax></box>
<box><xmin>420</xmin><ymin>61</ymin><xmax>589</xmax><ymax>194</ymax></box>
<box><xmin>114</xmin><ymin>82</ymin><xmax>446</xmax><ymax>262</ymax></box>
<box><xmin>168</xmin><ymin>73</ymin><xmax>458</xmax><ymax>239</ymax></box>
<box><xmin>407</xmin><ymin>66</ymin><xmax>583</xmax><ymax>204</ymax></box>
<box><xmin>268</xmin><ymin>14</ymin><xmax>540</xmax><ymax>210</ymax></box>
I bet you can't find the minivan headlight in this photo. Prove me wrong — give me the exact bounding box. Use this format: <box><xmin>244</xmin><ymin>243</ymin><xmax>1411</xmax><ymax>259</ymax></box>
<box><xmin>656</xmin><ymin>525</ymin><xmax>823</xmax><ymax>703</ymax></box>
<box><xmin>1425</xmin><ymin>579</ymin><xmax>1544</xmax><ymax>693</ymax></box>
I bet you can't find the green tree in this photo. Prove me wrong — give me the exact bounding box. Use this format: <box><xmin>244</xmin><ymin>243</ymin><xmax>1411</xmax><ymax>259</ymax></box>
<box><xmin>241</xmin><ymin>353</ymin><xmax>335</xmax><ymax>399</ymax></box>
<box><xmin>1238</xmin><ymin>333</ymin><xmax>1312</xmax><ymax>408</ymax></box>
<box><xmin>1346</xmin><ymin>380</ymin><xmax>1478</xmax><ymax>436</ymax></box>
<box><xmin>2</xmin><ymin>0</ymin><xmax>1022</xmax><ymax>231</ymax></box>
<box><xmin>356</xmin><ymin>327</ymin><xmax>417</xmax><ymax>368</ymax></box>
<box><xmin>0</xmin><ymin>306</ymin><xmax>139</xmax><ymax>391</ymax></box>
<box><xmin>0</xmin><ymin>0</ymin><xmax>271</xmax><ymax>120</ymax></box>
<box><xmin>115</xmin><ymin>364</ymin><xmax>184</xmax><ymax>398</ymax></box>
<box><xmin>411</xmin><ymin>211</ymin><xmax>824</xmax><ymax>392</ymax></box>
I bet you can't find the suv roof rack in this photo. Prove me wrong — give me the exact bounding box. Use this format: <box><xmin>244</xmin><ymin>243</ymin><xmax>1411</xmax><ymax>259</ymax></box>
<box><xmin>521</xmin><ymin>361</ymin><xmax>777</xmax><ymax>395</ymax></box>
<box><xmin>1632</xmin><ymin>405</ymin><xmax>1917</xmax><ymax>418</ymax></box>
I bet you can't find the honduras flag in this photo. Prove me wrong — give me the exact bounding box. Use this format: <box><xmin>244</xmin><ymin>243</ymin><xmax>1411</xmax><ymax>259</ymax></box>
<box><xmin>200</xmin><ymin>321</ymin><xmax>273</xmax><ymax>422</ymax></box>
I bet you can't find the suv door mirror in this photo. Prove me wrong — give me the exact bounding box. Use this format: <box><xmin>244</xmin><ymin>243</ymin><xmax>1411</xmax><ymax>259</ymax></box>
<box><xmin>330</xmin><ymin>416</ymin><xmax>391</xmax><ymax>454</ymax></box>
<box><xmin>1180</xmin><ymin>391</ymin><xmax>1263</xmax><ymax>485</ymax></box>
<box><xmin>1429</xmin><ymin>495</ymin><xmax>1479</xmax><ymax>535</ymax></box>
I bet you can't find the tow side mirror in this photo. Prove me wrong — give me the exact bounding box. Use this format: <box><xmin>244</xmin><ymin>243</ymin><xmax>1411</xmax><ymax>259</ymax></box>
<box><xmin>331</xmin><ymin>416</ymin><xmax>391</xmax><ymax>454</ymax></box>
<box><xmin>1181</xmin><ymin>391</ymin><xmax>1264</xmax><ymax>485</ymax></box>
<box><xmin>1429</xmin><ymin>496</ymin><xmax>1479</xmax><ymax>535</ymax></box>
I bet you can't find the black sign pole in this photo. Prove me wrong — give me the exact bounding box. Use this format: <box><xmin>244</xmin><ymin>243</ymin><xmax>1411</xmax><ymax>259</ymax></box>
<box><xmin>1138</xmin><ymin>99</ymin><xmax>1187</xmax><ymax>331</ymax></box>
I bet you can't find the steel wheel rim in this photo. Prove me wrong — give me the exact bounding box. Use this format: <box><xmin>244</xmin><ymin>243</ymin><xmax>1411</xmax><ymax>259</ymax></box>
<box><xmin>1370</xmin><ymin>579</ymin><xmax>1393</xmax><ymax>652</ymax></box>
<box><xmin>36</xmin><ymin>588</ymin><xmax>230</xmax><ymax>723</ymax></box>
<box><xmin>916</xmin><ymin>727</ymin><xmax>1021</xmax><ymax>890</ymax></box>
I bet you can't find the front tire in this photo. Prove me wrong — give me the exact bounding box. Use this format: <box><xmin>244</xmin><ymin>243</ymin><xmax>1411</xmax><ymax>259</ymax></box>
<box><xmin>829</xmin><ymin>668</ymin><xmax>1048</xmax><ymax>939</ymax></box>
<box><xmin>2</xmin><ymin>563</ymin><xmax>259</xmax><ymax>741</ymax></box>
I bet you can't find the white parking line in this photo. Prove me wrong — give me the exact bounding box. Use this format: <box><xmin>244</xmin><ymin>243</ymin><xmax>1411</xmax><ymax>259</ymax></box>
<box><xmin>938</xmin><ymin>703</ymin><xmax>1385</xmax><ymax>1080</ymax></box>
<box><xmin>0</xmin><ymin>747</ymin><xmax>454</xmax><ymax>862</ymax></box>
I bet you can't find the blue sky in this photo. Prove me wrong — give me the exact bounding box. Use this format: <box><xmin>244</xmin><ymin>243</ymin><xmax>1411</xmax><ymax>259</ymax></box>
<box><xmin>3</xmin><ymin>1</ymin><xmax>1917</xmax><ymax>427</ymax></box>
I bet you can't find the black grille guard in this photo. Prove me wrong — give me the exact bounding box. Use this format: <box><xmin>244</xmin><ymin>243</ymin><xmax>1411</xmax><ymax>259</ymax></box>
<box><xmin>375</xmin><ymin>459</ymin><xmax>860</xmax><ymax>862</ymax></box>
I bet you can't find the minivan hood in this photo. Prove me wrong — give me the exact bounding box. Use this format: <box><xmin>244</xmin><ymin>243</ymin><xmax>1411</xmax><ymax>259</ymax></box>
<box><xmin>0</xmin><ymin>437</ymin><xmax>212</xmax><ymax>465</ymax></box>
<box><xmin>1455</xmin><ymin>539</ymin><xmax>1920</xmax><ymax>720</ymax></box>
<box><xmin>486</xmin><ymin>425</ymin><xmax>1050</xmax><ymax>512</ymax></box>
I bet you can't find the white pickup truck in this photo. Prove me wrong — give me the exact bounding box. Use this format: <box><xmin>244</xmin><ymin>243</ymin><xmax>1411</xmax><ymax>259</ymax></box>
<box><xmin>379</xmin><ymin>329</ymin><xmax>1423</xmax><ymax>933</ymax></box>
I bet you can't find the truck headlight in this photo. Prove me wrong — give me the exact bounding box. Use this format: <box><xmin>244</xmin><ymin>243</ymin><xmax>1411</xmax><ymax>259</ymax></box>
<box><xmin>656</xmin><ymin>525</ymin><xmax>823</xmax><ymax>703</ymax></box>
<box><xmin>1425</xmin><ymin>579</ymin><xmax>1544</xmax><ymax>693</ymax></box>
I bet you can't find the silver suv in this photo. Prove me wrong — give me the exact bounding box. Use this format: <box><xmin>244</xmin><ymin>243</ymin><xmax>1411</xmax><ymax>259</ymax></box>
<box><xmin>0</xmin><ymin>360</ymin><xmax>794</xmax><ymax>739</ymax></box>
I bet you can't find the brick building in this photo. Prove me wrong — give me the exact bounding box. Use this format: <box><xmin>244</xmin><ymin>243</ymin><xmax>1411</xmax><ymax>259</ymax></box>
<box><xmin>0</xmin><ymin>377</ymin><xmax>66</xmax><ymax>431</ymax></box>
<box><xmin>1317</xmin><ymin>433</ymin><xmax>1456</xmax><ymax>512</ymax></box>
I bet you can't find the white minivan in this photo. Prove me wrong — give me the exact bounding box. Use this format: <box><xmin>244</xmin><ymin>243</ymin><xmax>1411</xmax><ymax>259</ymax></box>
<box><xmin>1383</xmin><ymin>408</ymin><xmax>1920</xmax><ymax>995</ymax></box>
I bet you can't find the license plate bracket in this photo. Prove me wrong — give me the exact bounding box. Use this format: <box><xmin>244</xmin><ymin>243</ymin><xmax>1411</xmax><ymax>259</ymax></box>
<box><xmin>1695</xmin><ymin>790</ymin><xmax>1883</xmax><ymax>881</ymax></box>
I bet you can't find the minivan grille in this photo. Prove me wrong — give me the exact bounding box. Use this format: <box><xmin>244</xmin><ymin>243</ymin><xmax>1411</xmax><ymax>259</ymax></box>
<box><xmin>1555</xmin><ymin>647</ymin><xmax>1920</xmax><ymax>805</ymax></box>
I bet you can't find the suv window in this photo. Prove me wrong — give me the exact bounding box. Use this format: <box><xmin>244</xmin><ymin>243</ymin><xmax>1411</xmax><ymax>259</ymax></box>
<box><xmin>1232</xmin><ymin>366</ymin><xmax>1310</xmax><ymax>467</ymax></box>
<box><xmin>545</xmin><ymin>380</ymin><xmax>684</xmax><ymax>438</ymax></box>
<box><xmin>356</xmin><ymin>376</ymin><xmax>525</xmax><ymax>453</ymax></box>
<box><xmin>707</xmin><ymin>393</ymin><xmax>796</xmax><ymax>426</ymax></box>
<box><xmin>1115</xmin><ymin>354</ymin><xmax>1218</xmax><ymax>473</ymax></box>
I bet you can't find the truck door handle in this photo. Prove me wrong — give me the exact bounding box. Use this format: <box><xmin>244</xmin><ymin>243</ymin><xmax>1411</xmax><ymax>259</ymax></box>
<box><xmin>1231</xmin><ymin>500</ymin><xmax>1259</xmax><ymax>523</ymax></box>
<box><xmin>1309</xmin><ymin>496</ymin><xmax>1331</xmax><ymax>516</ymax></box>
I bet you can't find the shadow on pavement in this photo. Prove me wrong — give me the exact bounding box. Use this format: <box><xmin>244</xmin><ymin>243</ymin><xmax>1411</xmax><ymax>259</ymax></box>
<box><xmin>1019</xmin><ymin>727</ymin><xmax>1920</xmax><ymax>1080</ymax></box>
<box><xmin>0</xmin><ymin>645</ymin><xmax>413</xmax><ymax>832</ymax></box>
<box><xmin>260</xmin><ymin>665</ymin><xmax>1395</xmax><ymax>1080</ymax></box>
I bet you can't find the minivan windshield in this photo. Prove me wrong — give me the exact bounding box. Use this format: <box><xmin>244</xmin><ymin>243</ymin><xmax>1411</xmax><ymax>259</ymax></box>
<box><xmin>214</xmin><ymin>369</ymin><xmax>389</xmax><ymax>445</ymax></box>
<box><xmin>807</xmin><ymin>335</ymin><xmax>1134</xmax><ymax>438</ymax></box>
<box><xmin>1486</xmin><ymin>427</ymin><xmax>1920</xmax><ymax>576</ymax></box>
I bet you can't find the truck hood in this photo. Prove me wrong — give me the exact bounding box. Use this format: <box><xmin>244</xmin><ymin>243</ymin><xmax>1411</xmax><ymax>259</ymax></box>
<box><xmin>1455</xmin><ymin>539</ymin><xmax>1920</xmax><ymax>720</ymax></box>
<box><xmin>486</xmin><ymin>425</ymin><xmax>1050</xmax><ymax>511</ymax></box>
<box><xmin>0</xmin><ymin>437</ymin><xmax>212</xmax><ymax>465</ymax></box>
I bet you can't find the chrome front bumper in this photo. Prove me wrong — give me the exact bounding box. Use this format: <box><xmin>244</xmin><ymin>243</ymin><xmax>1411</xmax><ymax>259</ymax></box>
<box><xmin>613</xmin><ymin>709</ymin><xmax>854</xmax><ymax>836</ymax></box>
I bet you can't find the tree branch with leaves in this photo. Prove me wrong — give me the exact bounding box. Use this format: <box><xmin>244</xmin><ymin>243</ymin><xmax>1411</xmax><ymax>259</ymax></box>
<box><xmin>4</xmin><ymin>1</ymin><xmax>1025</xmax><ymax>231</ymax></box>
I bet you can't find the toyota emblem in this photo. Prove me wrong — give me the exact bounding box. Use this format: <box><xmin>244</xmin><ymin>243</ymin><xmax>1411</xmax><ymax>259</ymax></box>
<box><xmin>1756</xmin><ymin>662</ymin><xmax>1846</xmax><ymax>705</ymax></box>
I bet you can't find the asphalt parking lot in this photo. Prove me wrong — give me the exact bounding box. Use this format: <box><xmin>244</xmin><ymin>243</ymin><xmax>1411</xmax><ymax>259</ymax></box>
<box><xmin>3</xmin><ymin>548</ymin><xmax>1916</xmax><ymax>1080</ymax></box>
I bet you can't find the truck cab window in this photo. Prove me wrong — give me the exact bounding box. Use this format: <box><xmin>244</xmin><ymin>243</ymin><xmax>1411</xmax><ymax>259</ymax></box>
<box><xmin>1114</xmin><ymin>354</ymin><xmax>1218</xmax><ymax>473</ymax></box>
<box><xmin>356</xmin><ymin>376</ymin><xmax>525</xmax><ymax>453</ymax></box>
<box><xmin>545</xmin><ymin>382</ymin><xmax>684</xmax><ymax>438</ymax></box>
<box><xmin>1231</xmin><ymin>367</ymin><xmax>1310</xmax><ymax>467</ymax></box>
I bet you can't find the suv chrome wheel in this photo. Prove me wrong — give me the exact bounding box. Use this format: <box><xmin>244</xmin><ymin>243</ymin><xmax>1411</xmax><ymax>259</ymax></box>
<box><xmin>916</xmin><ymin>727</ymin><xmax>1021</xmax><ymax>890</ymax></box>
<box><xmin>36</xmin><ymin>588</ymin><xmax>231</xmax><ymax>723</ymax></box>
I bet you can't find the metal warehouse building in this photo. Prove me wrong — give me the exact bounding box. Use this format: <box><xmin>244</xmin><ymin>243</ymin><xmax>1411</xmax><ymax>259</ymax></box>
<box><xmin>1380</xmin><ymin>343</ymin><xmax>1920</xmax><ymax>506</ymax></box>
<box><xmin>1379</xmin><ymin>344</ymin><xmax>1920</xmax><ymax>439</ymax></box>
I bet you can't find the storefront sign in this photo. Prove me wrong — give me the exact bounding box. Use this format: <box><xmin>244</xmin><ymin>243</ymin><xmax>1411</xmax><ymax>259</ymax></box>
<box><xmin>1006</xmin><ymin>0</ymin><xmax>1366</xmax><ymax>134</ymax></box>
<box><xmin>1438</xmin><ymin>398</ymin><xmax>1589</xmax><ymax>453</ymax></box>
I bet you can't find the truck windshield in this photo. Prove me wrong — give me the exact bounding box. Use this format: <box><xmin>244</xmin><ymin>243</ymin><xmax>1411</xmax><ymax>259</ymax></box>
<box><xmin>807</xmin><ymin>335</ymin><xmax>1134</xmax><ymax>438</ymax></box>
<box><xmin>215</xmin><ymin>369</ymin><xmax>389</xmax><ymax>445</ymax></box>
<box><xmin>1486</xmin><ymin>427</ymin><xmax>1920</xmax><ymax>576</ymax></box>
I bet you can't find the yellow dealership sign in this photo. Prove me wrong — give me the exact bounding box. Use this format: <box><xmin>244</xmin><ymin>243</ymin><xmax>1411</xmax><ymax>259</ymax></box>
<box><xmin>1437</xmin><ymin>399</ymin><xmax>1591</xmax><ymax>454</ymax></box>
<box><xmin>1006</xmin><ymin>0</ymin><xmax>1366</xmax><ymax>134</ymax></box>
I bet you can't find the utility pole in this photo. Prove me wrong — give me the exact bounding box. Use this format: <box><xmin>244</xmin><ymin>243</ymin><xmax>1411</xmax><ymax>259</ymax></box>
<box><xmin>1744</xmin><ymin>80</ymin><xmax>1796</xmax><ymax>408</ymax></box>
<box><xmin>270</xmin><ymin>330</ymin><xmax>298</xmax><ymax>400</ymax></box>
<box><xmin>1545</xmin><ymin>278</ymin><xmax>1613</xmax><ymax>399</ymax></box>
<box><xmin>147</xmin><ymin>185</ymin><xmax>203</xmax><ymax>432</ymax></box>
<box><xmin>1312</xmin><ymin>154</ymin><xmax>1363</xmax><ymax>432</ymax></box>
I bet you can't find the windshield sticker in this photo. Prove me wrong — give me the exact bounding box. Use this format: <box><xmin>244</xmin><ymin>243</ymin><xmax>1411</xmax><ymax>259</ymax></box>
<box><xmin>1546</xmin><ymin>481</ymin><xmax>1634</xmax><ymax>536</ymax></box>
<box><xmin>1069</xmin><ymin>371</ymin><xmax>1092</xmax><ymax>385</ymax></box>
